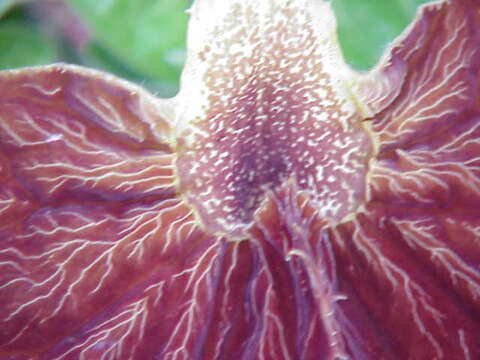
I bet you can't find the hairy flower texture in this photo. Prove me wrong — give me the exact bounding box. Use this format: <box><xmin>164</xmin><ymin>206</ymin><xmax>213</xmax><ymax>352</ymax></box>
<box><xmin>0</xmin><ymin>0</ymin><xmax>479</xmax><ymax>359</ymax></box>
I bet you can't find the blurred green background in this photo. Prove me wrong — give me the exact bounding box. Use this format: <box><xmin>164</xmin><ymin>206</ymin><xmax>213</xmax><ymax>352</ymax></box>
<box><xmin>0</xmin><ymin>0</ymin><xmax>431</xmax><ymax>97</ymax></box>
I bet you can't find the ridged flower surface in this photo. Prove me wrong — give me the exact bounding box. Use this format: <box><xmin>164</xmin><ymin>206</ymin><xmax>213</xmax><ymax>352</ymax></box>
<box><xmin>1</xmin><ymin>0</ymin><xmax>479</xmax><ymax>359</ymax></box>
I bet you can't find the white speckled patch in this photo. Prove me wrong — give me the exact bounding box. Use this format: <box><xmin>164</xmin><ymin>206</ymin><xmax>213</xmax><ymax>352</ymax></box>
<box><xmin>175</xmin><ymin>0</ymin><xmax>372</xmax><ymax>234</ymax></box>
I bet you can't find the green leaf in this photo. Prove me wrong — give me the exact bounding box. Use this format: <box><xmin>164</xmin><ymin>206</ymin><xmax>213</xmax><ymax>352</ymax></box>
<box><xmin>0</xmin><ymin>19</ymin><xmax>56</xmax><ymax>69</ymax></box>
<box><xmin>69</xmin><ymin>0</ymin><xmax>191</xmax><ymax>85</ymax></box>
<box><xmin>332</xmin><ymin>0</ymin><xmax>432</xmax><ymax>70</ymax></box>
<box><xmin>0</xmin><ymin>0</ymin><xmax>17</xmax><ymax>18</ymax></box>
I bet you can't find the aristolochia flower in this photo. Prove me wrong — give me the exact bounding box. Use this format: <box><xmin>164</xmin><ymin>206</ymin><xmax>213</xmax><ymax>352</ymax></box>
<box><xmin>1</xmin><ymin>0</ymin><xmax>479</xmax><ymax>358</ymax></box>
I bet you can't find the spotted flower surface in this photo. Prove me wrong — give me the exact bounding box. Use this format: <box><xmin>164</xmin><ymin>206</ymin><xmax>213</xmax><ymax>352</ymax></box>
<box><xmin>1</xmin><ymin>0</ymin><xmax>480</xmax><ymax>359</ymax></box>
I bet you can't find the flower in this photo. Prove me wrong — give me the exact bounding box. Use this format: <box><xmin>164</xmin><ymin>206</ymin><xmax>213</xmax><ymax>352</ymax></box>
<box><xmin>1</xmin><ymin>0</ymin><xmax>479</xmax><ymax>358</ymax></box>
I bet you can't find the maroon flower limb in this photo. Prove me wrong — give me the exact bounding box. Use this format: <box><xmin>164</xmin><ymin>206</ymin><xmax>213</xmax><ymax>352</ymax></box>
<box><xmin>0</xmin><ymin>64</ymin><xmax>182</xmax><ymax>356</ymax></box>
<box><xmin>39</xmin><ymin>228</ymin><xmax>222</xmax><ymax>360</ymax></box>
<box><xmin>359</xmin><ymin>5</ymin><xmax>480</xmax><ymax>354</ymax></box>
<box><xmin>1</xmin><ymin>0</ymin><xmax>480</xmax><ymax>358</ymax></box>
<box><xmin>348</xmin><ymin>1</ymin><xmax>480</xmax><ymax>357</ymax></box>
<box><xmin>332</xmin><ymin>206</ymin><xmax>480</xmax><ymax>359</ymax></box>
<box><xmin>239</xmin><ymin>184</ymin><xmax>353</xmax><ymax>359</ymax></box>
<box><xmin>0</xmin><ymin>64</ymin><xmax>175</xmax><ymax>214</ymax></box>
<box><xmin>356</xmin><ymin>0</ymin><xmax>480</xmax><ymax>149</ymax></box>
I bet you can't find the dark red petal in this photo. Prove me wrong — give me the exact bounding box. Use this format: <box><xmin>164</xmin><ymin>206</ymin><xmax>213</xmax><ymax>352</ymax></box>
<box><xmin>189</xmin><ymin>184</ymin><xmax>354</xmax><ymax>359</ymax></box>
<box><xmin>246</xmin><ymin>186</ymin><xmax>352</xmax><ymax>359</ymax></box>
<box><xmin>2</xmin><ymin>0</ymin><xmax>480</xmax><ymax>358</ymax></box>
<box><xmin>358</xmin><ymin>0</ymin><xmax>480</xmax><ymax>151</ymax></box>
<box><xmin>0</xmin><ymin>65</ymin><xmax>175</xmax><ymax>207</ymax></box>
<box><xmin>332</xmin><ymin>205</ymin><xmax>480</xmax><ymax>359</ymax></box>
<box><xmin>364</xmin><ymin>0</ymin><xmax>480</xmax><ymax>208</ymax></box>
<box><xmin>351</xmin><ymin>1</ymin><xmax>480</xmax><ymax>357</ymax></box>
<box><xmin>0</xmin><ymin>64</ymin><xmax>183</xmax><ymax>357</ymax></box>
<box><xmin>196</xmin><ymin>184</ymin><xmax>394</xmax><ymax>359</ymax></box>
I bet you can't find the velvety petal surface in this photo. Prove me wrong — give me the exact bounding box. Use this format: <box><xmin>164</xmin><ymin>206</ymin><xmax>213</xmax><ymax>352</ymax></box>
<box><xmin>341</xmin><ymin>0</ymin><xmax>480</xmax><ymax>358</ymax></box>
<box><xmin>1</xmin><ymin>0</ymin><xmax>480</xmax><ymax>359</ymax></box>
<box><xmin>0</xmin><ymin>65</ymin><xmax>207</xmax><ymax>358</ymax></box>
